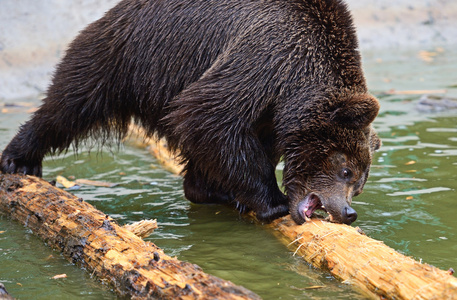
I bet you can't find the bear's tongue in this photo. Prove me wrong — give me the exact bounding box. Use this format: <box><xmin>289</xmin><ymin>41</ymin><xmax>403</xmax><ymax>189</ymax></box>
<box><xmin>299</xmin><ymin>193</ymin><xmax>323</xmax><ymax>218</ymax></box>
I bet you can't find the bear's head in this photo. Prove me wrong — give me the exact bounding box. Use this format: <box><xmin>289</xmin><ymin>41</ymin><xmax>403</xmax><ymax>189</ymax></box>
<box><xmin>281</xmin><ymin>92</ymin><xmax>381</xmax><ymax>225</ymax></box>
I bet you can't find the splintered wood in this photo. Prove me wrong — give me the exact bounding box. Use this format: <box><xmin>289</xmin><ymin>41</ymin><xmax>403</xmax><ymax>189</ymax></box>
<box><xmin>135</xmin><ymin>129</ymin><xmax>457</xmax><ymax>300</ymax></box>
<box><xmin>270</xmin><ymin>217</ymin><xmax>457</xmax><ymax>300</ymax></box>
<box><xmin>0</xmin><ymin>174</ymin><xmax>260</xmax><ymax>300</ymax></box>
<box><xmin>123</xmin><ymin>219</ymin><xmax>158</xmax><ymax>238</ymax></box>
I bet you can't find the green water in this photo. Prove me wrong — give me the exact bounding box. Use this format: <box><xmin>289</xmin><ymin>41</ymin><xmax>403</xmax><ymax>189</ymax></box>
<box><xmin>1</xmin><ymin>46</ymin><xmax>457</xmax><ymax>299</ymax></box>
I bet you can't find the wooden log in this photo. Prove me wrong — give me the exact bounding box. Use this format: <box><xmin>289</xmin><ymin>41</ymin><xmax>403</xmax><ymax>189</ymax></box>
<box><xmin>382</xmin><ymin>89</ymin><xmax>448</xmax><ymax>95</ymax></box>
<box><xmin>126</xmin><ymin>126</ymin><xmax>457</xmax><ymax>300</ymax></box>
<box><xmin>125</xmin><ymin>125</ymin><xmax>184</xmax><ymax>175</ymax></box>
<box><xmin>0</xmin><ymin>173</ymin><xmax>260</xmax><ymax>300</ymax></box>
<box><xmin>270</xmin><ymin>217</ymin><xmax>457</xmax><ymax>300</ymax></box>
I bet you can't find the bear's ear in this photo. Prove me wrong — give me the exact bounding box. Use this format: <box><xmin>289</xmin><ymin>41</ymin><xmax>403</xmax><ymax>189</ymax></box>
<box><xmin>330</xmin><ymin>94</ymin><xmax>380</xmax><ymax>129</ymax></box>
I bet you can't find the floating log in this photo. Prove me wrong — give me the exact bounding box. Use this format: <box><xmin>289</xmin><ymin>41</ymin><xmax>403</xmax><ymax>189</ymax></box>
<box><xmin>270</xmin><ymin>217</ymin><xmax>457</xmax><ymax>300</ymax></box>
<box><xmin>382</xmin><ymin>89</ymin><xmax>448</xmax><ymax>95</ymax></box>
<box><xmin>126</xmin><ymin>125</ymin><xmax>457</xmax><ymax>300</ymax></box>
<box><xmin>0</xmin><ymin>173</ymin><xmax>260</xmax><ymax>300</ymax></box>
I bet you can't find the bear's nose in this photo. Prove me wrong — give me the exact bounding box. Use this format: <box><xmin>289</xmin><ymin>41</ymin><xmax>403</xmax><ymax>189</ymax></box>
<box><xmin>341</xmin><ymin>206</ymin><xmax>358</xmax><ymax>225</ymax></box>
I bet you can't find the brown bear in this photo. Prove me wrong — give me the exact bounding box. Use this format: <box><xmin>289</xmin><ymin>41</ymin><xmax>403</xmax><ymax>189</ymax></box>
<box><xmin>0</xmin><ymin>0</ymin><xmax>380</xmax><ymax>225</ymax></box>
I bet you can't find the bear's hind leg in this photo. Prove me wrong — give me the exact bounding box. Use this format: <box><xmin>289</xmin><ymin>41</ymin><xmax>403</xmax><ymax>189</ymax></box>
<box><xmin>1</xmin><ymin>17</ymin><xmax>136</xmax><ymax>176</ymax></box>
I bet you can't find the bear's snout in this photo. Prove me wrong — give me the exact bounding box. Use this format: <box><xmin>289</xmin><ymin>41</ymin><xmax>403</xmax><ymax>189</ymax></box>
<box><xmin>341</xmin><ymin>205</ymin><xmax>358</xmax><ymax>225</ymax></box>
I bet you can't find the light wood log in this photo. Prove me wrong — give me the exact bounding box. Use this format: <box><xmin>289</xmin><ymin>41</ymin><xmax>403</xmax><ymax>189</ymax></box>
<box><xmin>382</xmin><ymin>89</ymin><xmax>448</xmax><ymax>95</ymax></box>
<box><xmin>126</xmin><ymin>125</ymin><xmax>457</xmax><ymax>300</ymax></box>
<box><xmin>269</xmin><ymin>217</ymin><xmax>457</xmax><ymax>300</ymax></box>
<box><xmin>0</xmin><ymin>173</ymin><xmax>260</xmax><ymax>300</ymax></box>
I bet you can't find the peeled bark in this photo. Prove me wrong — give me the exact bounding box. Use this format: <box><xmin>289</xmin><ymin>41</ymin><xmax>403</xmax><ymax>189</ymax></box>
<box><xmin>126</xmin><ymin>126</ymin><xmax>457</xmax><ymax>300</ymax></box>
<box><xmin>0</xmin><ymin>173</ymin><xmax>260</xmax><ymax>300</ymax></box>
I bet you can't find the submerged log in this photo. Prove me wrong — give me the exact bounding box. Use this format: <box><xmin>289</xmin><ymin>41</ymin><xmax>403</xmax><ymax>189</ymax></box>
<box><xmin>126</xmin><ymin>126</ymin><xmax>457</xmax><ymax>300</ymax></box>
<box><xmin>0</xmin><ymin>173</ymin><xmax>260</xmax><ymax>300</ymax></box>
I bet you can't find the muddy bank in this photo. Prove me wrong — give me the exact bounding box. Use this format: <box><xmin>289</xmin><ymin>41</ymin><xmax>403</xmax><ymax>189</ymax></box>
<box><xmin>0</xmin><ymin>0</ymin><xmax>456</xmax><ymax>100</ymax></box>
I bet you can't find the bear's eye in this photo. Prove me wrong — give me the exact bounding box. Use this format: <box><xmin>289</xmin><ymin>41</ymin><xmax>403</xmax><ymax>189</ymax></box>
<box><xmin>341</xmin><ymin>168</ymin><xmax>353</xmax><ymax>180</ymax></box>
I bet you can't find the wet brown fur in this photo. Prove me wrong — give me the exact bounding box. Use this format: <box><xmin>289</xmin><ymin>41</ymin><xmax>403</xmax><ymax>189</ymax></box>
<box><xmin>0</xmin><ymin>0</ymin><xmax>380</xmax><ymax>223</ymax></box>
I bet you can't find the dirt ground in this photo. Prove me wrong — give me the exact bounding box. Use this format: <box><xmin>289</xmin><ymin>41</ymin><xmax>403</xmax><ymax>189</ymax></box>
<box><xmin>1</xmin><ymin>0</ymin><xmax>456</xmax><ymax>100</ymax></box>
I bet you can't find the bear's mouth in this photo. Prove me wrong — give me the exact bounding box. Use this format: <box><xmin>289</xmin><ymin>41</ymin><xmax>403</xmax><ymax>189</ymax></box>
<box><xmin>298</xmin><ymin>193</ymin><xmax>333</xmax><ymax>222</ymax></box>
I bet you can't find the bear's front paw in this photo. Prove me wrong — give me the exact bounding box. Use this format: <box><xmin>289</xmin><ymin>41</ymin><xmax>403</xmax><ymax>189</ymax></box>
<box><xmin>234</xmin><ymin>201</ymin><xmax>251</xmax><ymax>214</ymax></box>
<box><xmin>255</xmin><ymin>203</ymin><xmax>289</xmax><ymax>223</ymax></box>
<box><xmin>0</xmin><ymin>153</ymin><xmax>42</xmax><ymax>177</ymax></box>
